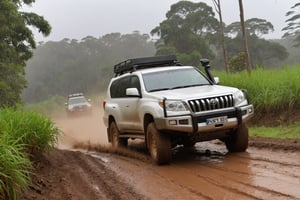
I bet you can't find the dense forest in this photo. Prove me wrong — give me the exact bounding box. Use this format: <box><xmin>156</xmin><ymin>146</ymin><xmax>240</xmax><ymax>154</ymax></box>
<box><xmin>23</xmin><ymin>32</ymin><xmax>155</xmax><ymax>103</ymax></box>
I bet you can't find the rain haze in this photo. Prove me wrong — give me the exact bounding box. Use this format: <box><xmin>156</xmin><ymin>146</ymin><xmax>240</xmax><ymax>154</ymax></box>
<box><xmin>24</xmin><ymin>0</ymin><xmax>298</xmax><ymax>41</ymax></box>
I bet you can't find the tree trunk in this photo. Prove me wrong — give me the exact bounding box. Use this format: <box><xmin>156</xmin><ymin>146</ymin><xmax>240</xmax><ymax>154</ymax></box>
<box><xmin>213</xmin><ymin>0</ymin><xmax>229</xmax><ymax>73</ymax></box>
<box><xmin>238</xmin><ymin>0</ymin><xmax>251</xmax><ymax>74</ymax></box>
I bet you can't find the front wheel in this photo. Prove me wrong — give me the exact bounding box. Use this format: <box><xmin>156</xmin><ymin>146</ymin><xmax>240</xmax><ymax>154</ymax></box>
<box><xmin>147</xmin><ymin>122</ymin><xmax>172</xmax><ymax>165</ymax></box>
<box><xmin>109</xmin><ymin>121</ymin><xmax>128</xmax><ymax>148</ymax></box>
<box><xmin>225</xmin><ymin>123</ymin><xmax>249</xmax><ymax>152</ymax></box>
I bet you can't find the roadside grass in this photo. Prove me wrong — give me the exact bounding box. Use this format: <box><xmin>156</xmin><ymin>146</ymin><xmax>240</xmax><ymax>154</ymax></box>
<box><xmin>25</xmin><ymin>95</ymin><xmax>65</xmax><ymax>116</ymax></box>
<box><xmin>0</xmin><ymin>136</ymin><xmax>32</xmax><ymax>200</ymax></box>
<box><xmin>215</xmin><ymin>65</ymin><xmax>300</xmax><ymax>114</ymax></box>
<box><xmin>0</xmin><ymin>108</ymin><xmax>60</xmax><ymax>199</ymax></box>
<box><xmin>216</xmin><ymin>65</ymin><xmax>300</xmax><ymax>139</ymax></box>
<box><xmin>250</xmin><ymin>123</ymin><xmax>300</xmax><ymax>139</ymax></box>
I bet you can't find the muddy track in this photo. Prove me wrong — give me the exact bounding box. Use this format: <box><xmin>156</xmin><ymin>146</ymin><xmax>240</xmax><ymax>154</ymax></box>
<box><xmin>21</xmin><ymin>109</ymin><xmax>300</xmax><ymax>200</ymax></box>
<box><xmin>97</xmin><ymin>142</ymin><xmax>300</xmax><ymax>200</ymax></box>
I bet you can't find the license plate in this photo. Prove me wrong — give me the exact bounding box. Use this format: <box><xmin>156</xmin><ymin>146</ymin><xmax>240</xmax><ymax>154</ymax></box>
<box><xmin>206</xmin><ymin>116</ymin><xmax>227</xmax><ymax>125</ymax></box>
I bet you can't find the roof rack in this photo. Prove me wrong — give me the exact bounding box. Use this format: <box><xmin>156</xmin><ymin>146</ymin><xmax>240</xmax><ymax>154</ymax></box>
<box><xmin>68</xmin><ymin>93</ymin><xmax>83</xmax><ymax>98</ymax></box>
<box><xmin>114</xmin><ymin>55</ymin><xmax>181</xmax><ymax>76</ymax></box>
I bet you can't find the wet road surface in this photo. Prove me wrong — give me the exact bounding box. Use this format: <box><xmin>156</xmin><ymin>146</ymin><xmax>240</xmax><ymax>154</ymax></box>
<box><xmin>54</xmin><ymin>109</ymin><xmax>300</xmax><ymax>200</ymax></box>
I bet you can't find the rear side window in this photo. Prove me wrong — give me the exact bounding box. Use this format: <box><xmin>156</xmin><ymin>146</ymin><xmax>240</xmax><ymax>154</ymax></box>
<box><xmin>110</xmin><ymin>75</ymin><xmax>140</xmax><ymax>98</ymax></box>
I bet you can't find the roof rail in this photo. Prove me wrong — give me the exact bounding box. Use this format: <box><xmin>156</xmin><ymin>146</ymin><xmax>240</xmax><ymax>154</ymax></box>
<box><xmin>114</xmin><ymin>55</ymin><xmax>180</xmax><ymax>76</ymax></box>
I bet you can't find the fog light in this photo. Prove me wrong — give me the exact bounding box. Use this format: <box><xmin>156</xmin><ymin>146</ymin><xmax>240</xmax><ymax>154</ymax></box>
<box><xmin>169</xmin><ymin>120</ymin><xmax>177</xmax><ymax>125</ymax></box>
<box><xmin>248</xmin><ymin>107</ymin><xmax>253</xmax><ymax>113</ymax></box>
<box><xmin>179</xmin><ymin>119</ymin><xmax>189</xmax><ymax>125</ymax></box>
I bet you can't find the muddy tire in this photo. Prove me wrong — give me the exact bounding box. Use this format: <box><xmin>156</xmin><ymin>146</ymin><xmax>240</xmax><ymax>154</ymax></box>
<box><xmin>225</xmin><ymin>123</ymin><xmax>249</xmax><ymax>152</ymax></box>
<box><xmin>147</xmin><ymin>123</ymin><xmax>172</xmax><ymax>165</ymax></box>
<box><xmin>109</xmin><ymin>121</ymin><xmax>128</xmax><ymax>148</ymax></box>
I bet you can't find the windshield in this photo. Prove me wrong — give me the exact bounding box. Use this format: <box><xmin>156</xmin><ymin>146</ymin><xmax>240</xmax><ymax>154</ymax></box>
<box><xmin>68</xmin><ymin>96</ymin><xmax>87</xmax><ymax>105</ymax></box>
<box><xmin>142</xmin><ymin>67</ymin><xmax>211</xmax><ymax>92</ymax></box>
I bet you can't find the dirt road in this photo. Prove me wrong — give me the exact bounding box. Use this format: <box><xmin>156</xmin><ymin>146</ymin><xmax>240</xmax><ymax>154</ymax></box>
<box><xmin>21</xmin><ymin>108</ymin><xmax>300</xmax><ymax>200</ymax></box>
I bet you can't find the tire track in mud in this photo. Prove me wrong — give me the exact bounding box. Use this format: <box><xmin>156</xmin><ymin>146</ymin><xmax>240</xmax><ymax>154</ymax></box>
<box><xmin>94</xmin><ymin>145</ymin><xmax>300</xmax><ymax>200</ymax></box>
<box><xmin>38</xmin><ymin>148</ymin><xmax>145</xmax><ymax>200</ymax></box>
<box><xmin>170</xmin><ymin>149</ymin><xmax>300</xmax><ymax>199</ymax></box>
<box><xmin>103</xmin><ymin>154</ymin><xmax>211</xmax><ymax>200</ymax></box>
<box><xmin>71</xmin><ymin>151</ymin><xmax>147</xmax><ymax>200</ymax></box>
<box><xmin>235</xmin><ymin>155</ymin><xmax>300</xmax><ymax>182</ymax></box>
<box><xmin>178</xmin><ymin>162</ymin><xmax>297</xmax><ymax>200</ymax></box>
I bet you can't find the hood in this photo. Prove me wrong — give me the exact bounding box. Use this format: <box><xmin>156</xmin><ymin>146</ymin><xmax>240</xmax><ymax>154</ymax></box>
<box><xmin>148</xmin><ymin>85</ymin><xmax>238</xmax><ymax>100</ymax></box>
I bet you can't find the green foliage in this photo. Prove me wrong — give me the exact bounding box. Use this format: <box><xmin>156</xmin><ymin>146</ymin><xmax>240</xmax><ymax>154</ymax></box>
<box><xmin>273</xmin><ymin>36</ymin><xmax>300</xmax><ymax>65</ymax></box>
<box><xmin>225</xmin><ymin>18</ymin><xmax>274</xmax><ymax>37</ymax></box>
<box><xmin>228</xmin><ymin>52</ymin><xmax>246</xmax><ymax>72</ymax></box>
<box><xmin>0</xmin><ymin>136</ymin><xmax>32</xmax><ymax>200</ymax></box>
<box><xmin>282</xmin><ymin>3</ymin><xmax>300</xmax><ymax>47</ymax></box>
<box><xmin>0</xmin><ymin>108</ymin><xmax>59</xmax><ymax>199</ymax></box>
<box><xmin>250</xmin><ymin>123</ymin><xmax>300</xmax><ymax>139</ymax></box>
<box><xmin>0</xmin><ymin>0</ymin><xmax>51</xmax><ymax>107</ymax></box>
<box><xmin>24</xmin><ymin>95</ymin><xmax>65</xmax><ymax>116</ymax></box>
<box><xmin>177</xmin><ymin>51</ymin><xmax>202</xmax><ymax>66</ymax></box>
<box><xmin>0</xmin><ymin>63</ymin><xmax>27</xmax><ymax>107</ymax></box>
<box><xmin>225</xmin><ymin>34</ymin><xmax>288</xmax><ymax>68</ymax></box>
<box><xmin>0</xmin><ymin>108</ymin><xmax>60</xmax><ymax>153</ymax></box>
<box><xmin>215</xmin><ymin>66</ymin><xmax>300</xmax><ymax>113</ymax></box>
<box><xmin>151</xmin><ymin>1</ymin><xmax>218</xmax><ymax>64</ymax></box>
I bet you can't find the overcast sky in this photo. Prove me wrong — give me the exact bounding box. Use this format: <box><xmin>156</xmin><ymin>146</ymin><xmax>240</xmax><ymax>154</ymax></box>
<box><xmin>23</xmin><ymin>0</ymin><xmax>298</xmax><ymax>42</ymax></box>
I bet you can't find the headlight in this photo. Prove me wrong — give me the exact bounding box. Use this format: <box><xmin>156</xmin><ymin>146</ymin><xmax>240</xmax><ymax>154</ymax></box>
<box><xmin>233</xmin><ymin>90</ymin><xmax>247</xmax><ymax>106</ymax></box>
<box><xmin>68</xmin><ymin>106</ymin><xmax>74</xmax><ymax>111</ymax></box>
<box><xmin>163</xmin><ymin>100</ymin><xmax>190</xmax><ymax>116</ymax></box>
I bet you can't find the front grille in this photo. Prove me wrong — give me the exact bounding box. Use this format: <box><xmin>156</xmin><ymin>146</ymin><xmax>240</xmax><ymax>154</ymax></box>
<box><xmin>188</xmin><ymin>94</ymin><xmax>234</xmax><ymax>112</ymax></box>
<box><xmin>74</xmin><ymin>105</ymin><xmax>87</xmax><ymax>111</ymax></box>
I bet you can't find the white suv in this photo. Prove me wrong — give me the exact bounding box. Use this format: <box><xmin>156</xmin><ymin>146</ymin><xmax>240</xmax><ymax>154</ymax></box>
<box><xmin>65</xmin><ymin>93</ymin><xmax>92</xmax><ymax>116</ymax></box>
<box><xmin>103</xmin><ymin>55</ymin><xmax>254</xmax><ymax>165</ymax></box>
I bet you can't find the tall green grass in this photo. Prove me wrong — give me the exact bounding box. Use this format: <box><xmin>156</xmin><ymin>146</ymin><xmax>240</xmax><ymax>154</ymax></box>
<box><xmin>0</xmin><ymin>135</ymin><xmax>32</xmax><ymax>200</ymax></box>
<box><xmin>0</xmin><ymin>108</ymin><xmax>60</xmax><ymax>153</ymax></box>
<box><xmin>0</xmin><ymin>108</ymin><xmax>60</xmax><ymax>199</ymax></box>
<box><xmin>216</xmin><ymin>65</ymin><xmax>300</xmax><ymax>113</ymax></box>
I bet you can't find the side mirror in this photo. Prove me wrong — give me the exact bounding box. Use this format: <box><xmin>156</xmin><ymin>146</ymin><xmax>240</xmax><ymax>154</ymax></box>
<box><xmin>88</xmin><ymin>99</ymin><xmax>91</xmax><ymax>102</ymax></box>
<box><xmin>65</xmin><ymin>102</ymin><xmax>68</xmax><ymax>106</ymax></box>
<box><xmin>214</xmin><ymin>77</ymin><xmax>220</xmax><ymax>85</ymax></box>
<box><xmin>126</xmin><ymin>88</ymin><xmax>140</xmax><ymax>97</ymax></box>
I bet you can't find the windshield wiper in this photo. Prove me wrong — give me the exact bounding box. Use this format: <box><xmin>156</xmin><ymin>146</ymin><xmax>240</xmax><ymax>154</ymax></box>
<box><xmin>148</xmin><ymin>88</ymin><xmax>171</xmax><ymax>92</ymax></box>
<box><xmin>171</xmin><ymin>84</ymin><xmax>208</xmax><ymax>90</ymax></box>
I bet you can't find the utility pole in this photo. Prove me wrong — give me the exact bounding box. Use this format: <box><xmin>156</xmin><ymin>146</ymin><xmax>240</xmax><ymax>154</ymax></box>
<box><xmin>212</xmin><ymin>0</ymin><xmax>229</xmax><ymax>73</ymax></box>
<box><xmin>238</xmin><ymin>0</ymin><xmax>251</xmax><ymax>74</ymax></box>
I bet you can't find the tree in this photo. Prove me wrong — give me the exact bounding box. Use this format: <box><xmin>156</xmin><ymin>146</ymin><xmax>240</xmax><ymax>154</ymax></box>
<box><xmin>282</xmin><ymin>2</ymin><xmax>300</xmax><ymax>47</ymax></box>
<box><xmin>225</xmin><ymin>18</ymin><xmax>274</xmax><ymax>37</ymax></box>
<box><xmin>212</xmin><ymin>0</ymin><xmax>229</xmax><ymax>73</ymax></box>
<box><xmin>226</xmin><ymin>34</ymin><xmax>288</xmax><ymax>69</ymax></box>
<box><xmin>224</xmin><ymin>17</ymin><xmax>287</xmax><ymax>69</ymax></box>
<box><xmin>151</xmin><ymin>1</ymin><xmax>219</xmax><ymax>66</ymax></box>
<box><xmin>238</xmin><ymin>0</ymin><xmax>251</xmax><ymax>73</ymax></box>
<box><xmin>0</xmin><ymin>0</ymin><xmax>51</xmax><ymax>107</ymax></box>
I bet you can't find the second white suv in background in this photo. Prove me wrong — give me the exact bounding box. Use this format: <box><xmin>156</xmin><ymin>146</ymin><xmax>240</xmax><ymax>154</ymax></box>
<box><xmin>65</xmin><ymin>93</ymin><xmax>92</xmax><ymax>116</ymax></box>
<box><xmin>103</xmin><ymin>55</ymin><xmax>254</xmax><ymax>165</ymax></box>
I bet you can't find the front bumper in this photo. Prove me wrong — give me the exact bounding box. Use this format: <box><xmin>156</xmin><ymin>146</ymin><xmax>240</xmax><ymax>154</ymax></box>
<box><xmin>154</xmin><ymin>104</ymin><xmax>254</xmax><ymax>133</ymax></box>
